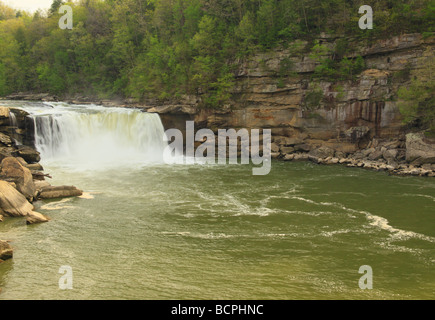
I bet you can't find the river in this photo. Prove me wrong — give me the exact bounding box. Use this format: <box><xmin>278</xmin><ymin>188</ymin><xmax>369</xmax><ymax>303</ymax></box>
<box><xmin>0</xmin><ymin>101</ymin><xmax>434</xmax><ymax>299</ymax></box>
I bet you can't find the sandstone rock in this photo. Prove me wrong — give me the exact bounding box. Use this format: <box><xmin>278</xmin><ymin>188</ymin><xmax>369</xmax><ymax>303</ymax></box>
<box><xmin>0</xmin><ymin>180</ymin><xmax>34</xmax><ymax>217</ymax></box>
<box><xmin>34</xmin><ymin>180</ymin><xmax>51</xmax><ymax>193</ymax></box>
<box><xmin>368</xmin><ymin>149</ymin><xmax>384</xmax><ymax>161</ymax></box>
<box><xmin>344</xmin><ymin>126</ymin><xmax>370</xmax><ymax>143</ymax></box>
<box><xmin>283</xmin><ymin>154</ymin><xmax>295</xmax><ymax>161</ymax></box>
<box><xmin>421</xmin><ymin>163</ymin><xmax>432</xmax><ymax>170</ymax></box>
<box><xmin>0</xmin><ymin>106</ymin><xmax>10</xmax><ymax>118</ymax></box>
<box><xmin>1</xmin><ymin>157</ymin><xmax>36</xmax><ymax>201</ymax></box>
<box><xmin>294</xmin><ymin>144</ymin><xmax>311</xmax><ymax>152</ymax></box>
<box><xmin>330</xmin><ymin>158</ymin><xmax>339</xmax><ymax>164</ymax></box>
<box><xmin>406</xmin><ymin>132</ymin><xmax>435</xmax><ymax>165</ymax></box>
<box><xmin>0</xmin><ymin>240</ymin><xmax>13</xmax><ymax>262</ymax></box>
<box><xmin>271</xmin><ymin>143</ymin><xmax>280</xmax><ymax>153</ymax></box>
<box><xmin>0</xmin><ymin>132</ymin><xmax>12</xmax><ymax>146</ymax></box>
<box><xmin>309</xmin><ymin>146</ymin><xmax>335</xmax><ymax>159</ymax></box>
<box><xmin>283</xmin><ymin>154</ymin><xmax>294</xmax><ymax>161</ymax></box>
<box><xmin>26</xmin><ymin>211</ymin><xmax>49</xmax><ymax>225</ymax></box>
<box><xmin>25</xmin><ymin>163</ymin><xmax>44</xmax><ymax>171</ymax></box>
<box><xmin>294</xmin><ymin>153</ymin><xmax>309</xmax><ymax>161</ymax></box>
<box><xmin>383</xmin><ymin>149</ymin><xmax>398</xmax><ymax>162</ymax></box>
<box><xmin>0</xmin><ymin>214</ymin><xmax>3</xmax><ymax>222</ymax></box>
<box><xmin>12</xmin><ymin>146</ymin><xmax>41</xmax><ymax>164</ymax></box>
<box><xmin>280</xmin><ymin>146</ymin><xmax>295</xmax><ymax>154</ymax></box>
<box><xmin>271</xmin><ymin>152</ymin><xmax>280</xmax><ymax>159</ymax></box>
<box><xmin>38</xmin><ymin>186</ymin><xmax>83</xmax><ymax>199</ymax></box>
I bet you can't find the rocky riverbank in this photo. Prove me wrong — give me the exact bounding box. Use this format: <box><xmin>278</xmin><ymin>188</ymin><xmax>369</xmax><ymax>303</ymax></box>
<box><xmin>0</xmin><ymin>105</ymin><xmax>83</xmax><ymax>264</ymax></box>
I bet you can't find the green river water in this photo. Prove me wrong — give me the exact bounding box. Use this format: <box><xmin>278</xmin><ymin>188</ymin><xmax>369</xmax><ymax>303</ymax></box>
<box><xmin>0</xmin><ymin>102</ymin><xmax>434</xmax><ymax>300</ymax></box>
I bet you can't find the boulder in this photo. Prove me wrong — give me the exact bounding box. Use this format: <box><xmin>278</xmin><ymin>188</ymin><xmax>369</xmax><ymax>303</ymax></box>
<box><xmin>1</xmin><ymin>157</ymin><xmax>36</xmax><ymax>201</ymax></box>
<box><xmin>383</xmin><ymin>149</ymin><xmax>398</xmax><ymax>162</ymax></box>
<box><xmin>0</xmin><ymin>180</ymin><xmax>34</xmax><ymax>217</ymax></box>
<box><xmin>280</xmin><ymin>146</ymin><xmax>295</xmax><ymax>154</ymax></box>
<box><xmin>270</xmin><ymin>142</ymin><xmax>280</xmax><ymax>153</ymax></box>
<box><xmin>309</xmin><ymin>146</ymin><xmax>335</xmax><ymax>159</ymax></box>
<box><xmin>26</xmin><ymin>211</ymin><xmax>49</xmax><ymax>225</ymax></box>
<box><xmin>38</xmin><ymin>185</ymin><xmax>83</xmax><ymax>199</ymax></box>
<box><xmin>294</xmin><ymin>143</ymin><xmax>311</xmax><ymax>152</ymax></box>
<box><xmin>368</xmin><ymin>149</ymin><xmax>383</xmax><ymax>161</ymax></box>
<box><xmin>12</xmin><ymin>146</ymin><xmax>41</xmax><ymax>164</ymax></box>
<box><xmin>0</xmin><ymin>240</ymin><xmax>13</xmax><ymax>262</ymax></box>
<box><xmin>406</xmin><ymin>133</ymin><xmax>435</xmax><ymax>165</ymax></box>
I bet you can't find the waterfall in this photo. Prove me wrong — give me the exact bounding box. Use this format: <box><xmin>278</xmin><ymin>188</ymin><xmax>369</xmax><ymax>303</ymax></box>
<box><xmin>8</xmin><ymin>110</ymin><xmax>21</xmax><ymax>145</ymax></box>
<box><xmin>22</xmin><ymin>102</ymin><xmax>168</xmax><ymax>170</ymax></box>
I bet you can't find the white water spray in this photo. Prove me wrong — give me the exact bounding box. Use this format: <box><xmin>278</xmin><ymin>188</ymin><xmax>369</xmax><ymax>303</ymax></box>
<box><xmin>23</xmin><ymin>102</ymin><xmax>168</xmax><ymax>170</ymax></box>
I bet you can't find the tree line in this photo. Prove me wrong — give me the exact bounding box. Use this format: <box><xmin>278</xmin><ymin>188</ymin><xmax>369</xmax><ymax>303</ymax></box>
<box><xmin>0</xmin><ymin>0</ymin><xmax>433</xmax><ymax>108</ymax></box>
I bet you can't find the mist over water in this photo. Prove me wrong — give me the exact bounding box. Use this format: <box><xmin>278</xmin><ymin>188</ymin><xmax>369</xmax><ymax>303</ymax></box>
<box><xmin>0</xmin><ymin>101</ymin><xmax>434</xmax><ymax>300</ymax></box>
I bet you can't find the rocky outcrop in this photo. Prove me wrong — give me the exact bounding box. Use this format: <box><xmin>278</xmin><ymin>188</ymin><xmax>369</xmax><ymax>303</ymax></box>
<box><xmin>26</xmin><ymin>211</ymin><xmax>49</xmax><ymax>225</ymax></box>
<box><xmin>406</xmin><ymin>133</ymin><xmax>435</xmax><ymax>165</ymax></box>
<box><xmin>0</xmin><ymin>240</ymin><xmax>13</xmax><ymax>263</ymax></box>
<box><xmin>0</xmin><ymin>180</ymin><xmax>35</xmax><ymax>217</ymax></box>
<box><xmin>1</xmin><ymin>157</ymin><xmax>36</xmax><ymax>201</ymax></box>
<box><xmin>38</xmin><ymin>185</ymin><xmax>83</xmax><ymax>199</ymax></box>
<box><xmin>146</xmin><ymin>33</ymin><xmax>434</xmax><ymax>174</ymax></box>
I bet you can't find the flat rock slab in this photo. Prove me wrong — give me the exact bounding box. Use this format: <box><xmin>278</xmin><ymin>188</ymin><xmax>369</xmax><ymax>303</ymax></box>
<box><xmin>39</xmin><ymin>185</ymin><xmax>83</xmax><ymax>199</ymax></box>
<box><xmin>0</xmin><ymin>240</ymin><xmax>13</xmax><ymax>262</ymax></box>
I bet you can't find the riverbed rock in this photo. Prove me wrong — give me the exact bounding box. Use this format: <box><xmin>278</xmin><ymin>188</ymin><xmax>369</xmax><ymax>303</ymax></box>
<box><xmin>406</xmin><ymin>132</ymin><xmax>435</xmax><ymax>165</ymax></box>
<box><xmin>309</xmin><ymin>146</ymin><xmax>335</xmax><ymax>159</ymax></box>
<box><xmin>0</xmin><ymin>180</ymin><xmax>34</xmax><ymax>217</ymax></box>
<box><xmin>38</xmin><ymin>185</ymin><xmax>83</xmax><ymax>199</ymax></box>
<box><xmin>1</xmin><ymin>157</ymin><xmax>36</xmax><ymax>201</ymax></box>
<box><xmin>26</xmin><ymin>211</ymin><xmax>49</xmax><ymax>225</ymax></box>
<box><xmin>0</xmin><ymin>240</ymin><xmax>13</xmax><ymax>262</ymax></box>
<box><xmin>11</xmin><ymin>146</ymin><xmax>41</xmax><ymax>164</ymax></box>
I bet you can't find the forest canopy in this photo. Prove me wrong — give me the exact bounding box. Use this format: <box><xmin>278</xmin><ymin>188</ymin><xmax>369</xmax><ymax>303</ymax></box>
<box><xmin>0</xmin><ymin>0</ymin><xmax>434</xmax><ymax>106</ymax></box>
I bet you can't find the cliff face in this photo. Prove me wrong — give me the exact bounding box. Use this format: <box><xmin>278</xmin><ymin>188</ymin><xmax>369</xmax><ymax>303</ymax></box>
<box><xmin>152</xmin><ymin>33</ymin><xmax>434</xmax><ymax>155</ymax></box>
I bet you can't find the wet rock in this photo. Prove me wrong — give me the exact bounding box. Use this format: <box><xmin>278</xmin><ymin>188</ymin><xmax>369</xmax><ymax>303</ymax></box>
<box><xmin>38</xmin><ymin>186</ymin><xmax>83</xmax><ymax>199</ymax></box>
<box><xmin>0</xmin><ymin>180</ymin><xmax>34</xmax><ymax>217</ymax></box>
<box><xmin>1</xmin><ymin>157</ymin><xmax>36</xmax><ymax>201</ymax></box>
<box><xmin>406</xmin><ymin>132</ymin><xmax>435</xmax><ymax>165</ymax></box>
<box><xmin>0</xmin><ymin>240</ymin><xmax>13</xmax><ymax>262</ymax></box>
<box><xmin>26</xmin><ymin>211</ymin><xmax>49</xmax><ymax>225</ymax></box>
<box><xmin>12</xmin><ymin>146</ymin><xmax>41</xmax><ymax>164</ymax></box>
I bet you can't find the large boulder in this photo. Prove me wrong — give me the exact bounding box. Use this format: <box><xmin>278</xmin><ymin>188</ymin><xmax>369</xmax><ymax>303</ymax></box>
<box><xmin>12</xmin><ymin>146</ymin><xmax>41</xmax><ymax>164</ymax></box>
<box><xmin>0</xmin><ymin>240</ymin><xmax>13</xmax><ymax>262</ymax></box>
<box><xmin>26</xmin><ymin>211</ymin><xmax>49</xmax><ymax>225</ymax></box>
<box><xmin>406</xmin><ymin>133</ymin><xmax>435</xmax><ymax>165</ymax></box>
<box><xmin>309</xmin><ymin>146</ymin><xmax>335</xmax><ymax>159</ymax></box>
<box><xmin>38</xmin><ymin>185</ymin><xmax>83</xmax><ymax>199</ymax></box>
<box><xmin>0</xmin><ymin>180</ymin><xmax>34</xmax><ymax>217</ymax></box>
<box><xmin>1</xmin><ymin>157</ymin><xmax>36</xmax><ymax>201</ymax></box>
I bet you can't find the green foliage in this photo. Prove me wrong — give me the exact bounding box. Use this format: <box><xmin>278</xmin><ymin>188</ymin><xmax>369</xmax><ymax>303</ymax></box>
<box><xmin>398</xmin><ymin>53</ymin><xmax>435</xmax><ymax>131</ymax></box>
<box><xmin>304</xmin><ymin>86</ymin><xmax>324</xmax><ymax>111</ymax></box>
<box><xmin>0</xmin><ymin>0</ymin><xmax>433</xmax><ymax>107</ymax></box>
